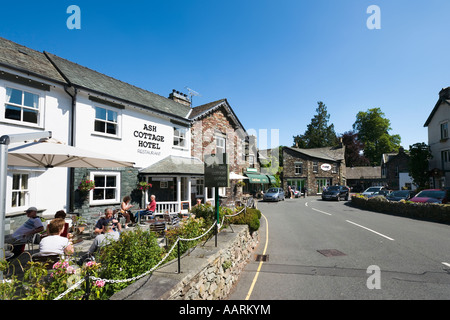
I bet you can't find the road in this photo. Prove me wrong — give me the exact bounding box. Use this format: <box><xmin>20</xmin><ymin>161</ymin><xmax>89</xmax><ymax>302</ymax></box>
<box><xmin>228</xmin><ymin>196</ymin><xmax>450</xmax><ymax>300</ymax></box>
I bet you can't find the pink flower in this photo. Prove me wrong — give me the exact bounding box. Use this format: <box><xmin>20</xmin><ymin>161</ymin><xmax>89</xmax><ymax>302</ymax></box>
<box><xmin>66</xmin><ymin>266</ymin><xmax>75</xmax><ymax>274</ymax></box>
<box><xmin>94</xmin><ymin>280</ymin><xmax>105</xmax><ymax>288</ymax></box>
<box><xmin>53</xmin><ymin>261</ymin><xmax>61</xmax><ymax>269</ymax></box>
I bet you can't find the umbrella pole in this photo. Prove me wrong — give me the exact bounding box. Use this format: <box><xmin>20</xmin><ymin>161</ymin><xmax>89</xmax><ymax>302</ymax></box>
<box><xmin>0</xmin><ymin>138</ymin><xmax>8</xmax><ymax>281</ymax></box>
<box><xmin>0</xmin><ymin>131</ymin><xmax>51</xmax><ymax>281</ymax></box>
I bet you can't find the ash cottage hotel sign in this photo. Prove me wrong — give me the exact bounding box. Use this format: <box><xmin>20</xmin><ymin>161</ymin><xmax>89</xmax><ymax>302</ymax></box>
<box><xmin>134</xmin><ymin>123</ymin><xmax>166</xmax><ymax>155</ymax></box>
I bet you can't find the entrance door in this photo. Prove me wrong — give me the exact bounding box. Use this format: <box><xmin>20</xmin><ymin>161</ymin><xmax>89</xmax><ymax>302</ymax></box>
<box><xmin>316</xmin><ymin>179</ymin><xmax>331</xmax><ymax>194</ymax></box>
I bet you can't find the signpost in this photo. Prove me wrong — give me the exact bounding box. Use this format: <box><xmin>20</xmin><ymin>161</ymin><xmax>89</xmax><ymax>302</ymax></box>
<box><xmin>204</xmin><ymin>154</ymin><xmax>229</xmax><ymax>247</ymax></box>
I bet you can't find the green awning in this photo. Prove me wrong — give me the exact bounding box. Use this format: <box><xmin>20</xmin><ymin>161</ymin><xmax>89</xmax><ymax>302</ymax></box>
<box><xmin>245</xmin><ymin>173</ymin><xmax>269</xmax><ymax>184</ymax></box>
<box><xmin>266</xmin><ymin>175</ymin><xmax>277</xmax><ymax>184</ymax></box>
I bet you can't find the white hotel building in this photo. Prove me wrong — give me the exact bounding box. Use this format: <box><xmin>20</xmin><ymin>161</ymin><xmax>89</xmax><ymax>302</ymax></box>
<box><xmin>0</xmin><ymin>37</ymin><xmax>225</xmax><ymax>232</ymax></box>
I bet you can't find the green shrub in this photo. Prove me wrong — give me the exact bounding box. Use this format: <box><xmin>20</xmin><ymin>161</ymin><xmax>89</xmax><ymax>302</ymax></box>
<box><xmin>164</xmin><ymin>217</ymin><xmax>211</xmax><ymax>260</ymax></box>
<box><xmin>228</xmin><ymin>207</ymin><xmax>261</xmax><ymax>233</ymax></box>
<box><xmin>98</xmin><ymin>227</ymin><xmax>162</xmax><ymax>297</ymax></box>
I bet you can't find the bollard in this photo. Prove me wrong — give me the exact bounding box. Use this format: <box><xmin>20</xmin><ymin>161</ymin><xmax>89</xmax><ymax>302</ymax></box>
<box><xmin>177</xmin><ymin>240</ymin><xmax>181</xmax><ymax>274</ymax></box>
<box><xmin>83</xmin><ymin>272</ymin><xmax>91</xmax><ymax>300</ymax></box>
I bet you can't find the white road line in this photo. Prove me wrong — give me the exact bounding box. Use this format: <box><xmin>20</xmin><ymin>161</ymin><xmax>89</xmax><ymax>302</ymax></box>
<box><xmin>442</xmin><ymin>262</ymin><xmax>450</xmax><ymax>268</ymax></box>
<box><xmin>312</xmin><ymin>208</ymin><xmax>332</xmax><ymax>216</ymax></box>
<box><xmin>346</xmin><ymin>220</ymin><xmax>395</xmax><ymax>241</ymax></box>
<box><xmin>305</xmin><ymin>202</ymin><xmax>308</xmax><ymax>207</ymax></box>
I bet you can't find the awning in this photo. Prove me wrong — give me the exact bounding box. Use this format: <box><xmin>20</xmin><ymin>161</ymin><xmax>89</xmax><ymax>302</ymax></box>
<box><xmin>266</xmin><ymin>175</ymin><xmax>277</xmax><ymax>184</ymax></box>
<box><xmin>245</xmin><ymin>173</ymin><xmax>269</xmax><ymax>184</ymax></box>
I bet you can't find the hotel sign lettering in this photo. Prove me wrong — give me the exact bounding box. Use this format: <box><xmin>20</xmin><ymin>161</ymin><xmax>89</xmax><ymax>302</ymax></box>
<box><xmin>134</xmin><ymin>123</ymin><xmax>166</xmax><ymax>155</ymax></box>
<box><xmin>204</xmin><ymin>154</ymin><xmax>229</xmax><ymax>188</ymax></box>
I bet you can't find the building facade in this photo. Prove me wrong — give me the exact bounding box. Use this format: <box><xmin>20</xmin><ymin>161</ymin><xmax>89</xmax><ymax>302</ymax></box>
<box><xmin>282</xmin><ymin>145</ymin><xmax>346</xmax><ymax>196</ymax></box>
<box><xmin>425</xmin><ymin>87</ymin><xmax>450</xmax><ymax>189</ymax></box>
<box><xmin>381</xmin><ymin>147</ymin><xmax>415</xmax><ymax>190</ymax></box>
<box><xmin>1</xmin><ymin>37</ymin><xmax>258</xmax><ymax>235</ymax></box>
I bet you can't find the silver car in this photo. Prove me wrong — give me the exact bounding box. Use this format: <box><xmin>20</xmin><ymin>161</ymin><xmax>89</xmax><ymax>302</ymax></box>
<box><xmin>263</xmin><ymin>188</ymin><xmax>285</xmax><ymax>202</ymax></box>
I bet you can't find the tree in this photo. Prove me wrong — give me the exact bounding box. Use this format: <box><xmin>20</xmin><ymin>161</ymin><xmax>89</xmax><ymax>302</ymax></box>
<box><xmin>341</xmin><ymin>131</ymin><xmax>370</xmax><ymax>167</ymax></box>
<box><xmin>408</xmin><ymin>142</ymin><xmax>433</xmax><ymax>189</ymax></box>
<box><xmin>352</xmin><ymin>108</ymin><xmax>401</xmax><ymax>165</ymax></box>
<box><xmin>293</xmin><ymin>101</ymin><xmax>338</xmax><ymax>148</ymax></box>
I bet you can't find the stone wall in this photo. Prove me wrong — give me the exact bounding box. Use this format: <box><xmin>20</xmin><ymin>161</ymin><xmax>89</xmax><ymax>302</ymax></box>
<box><xmin>110</xmin><ymin>224</ymin><xmax>259</xmax><ymax>300</ymax></box>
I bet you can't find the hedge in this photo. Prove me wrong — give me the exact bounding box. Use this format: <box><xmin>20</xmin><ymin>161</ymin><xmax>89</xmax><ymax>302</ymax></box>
<box><xmin>351</xmin><ymin>195</ymin><xmax>450</xmax><ymax>224</ymax></box>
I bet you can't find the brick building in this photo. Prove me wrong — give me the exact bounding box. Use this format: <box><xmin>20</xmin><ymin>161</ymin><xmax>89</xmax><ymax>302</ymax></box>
<box><xmin>381</xmin><ymin>147</ymin><xmax>414</xmax><ymax>190</ymax></box>
<box><xmin>282</xmin><ymin>145</ymin><xmax>346</xmax><ymax>196</ymax></box>
<box><xmin>189</xmin><ymin>99</ymin><xmax>252</xmax><ymax>207</ymax></box>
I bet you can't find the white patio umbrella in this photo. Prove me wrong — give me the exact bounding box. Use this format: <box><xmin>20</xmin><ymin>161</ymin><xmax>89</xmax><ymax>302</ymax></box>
<box><xmin>229</xmin><ymin>172</ymin><xmax>248</xmax><ymax>180</ymax></box>
<box><xmin>0</xmin><ymin>133</ymin><xmax>134</xmax><ymax>279</ymax></box>
<box><xmin>8</xmin><ymin>137</ymin><xmax>135</xmax><ymax>168</ymax></box>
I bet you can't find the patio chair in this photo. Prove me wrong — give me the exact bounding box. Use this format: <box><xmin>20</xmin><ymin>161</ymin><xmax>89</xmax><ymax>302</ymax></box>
<box><xmin>31</xmin><ymin>253</ymin><xmax>60</xmax><ymax>269</ymax></box>
<box><xmin>149</xmin><ymin>221</ymin><xmax>166</xmax><ymax>236</ymax></box>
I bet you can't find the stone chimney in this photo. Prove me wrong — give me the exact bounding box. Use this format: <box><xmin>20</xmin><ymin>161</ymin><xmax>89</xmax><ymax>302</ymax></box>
<box><xmin>169</xmin><ymin>89</ymin><xmax>191</xmax><ymax>107</ymax></box>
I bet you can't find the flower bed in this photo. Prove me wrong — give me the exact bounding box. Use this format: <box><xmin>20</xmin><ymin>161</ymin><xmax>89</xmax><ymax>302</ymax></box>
<box><xmin>351</xmin><ymin>195</ymin><xmax>450</xmax><ymax>224</ymax></box>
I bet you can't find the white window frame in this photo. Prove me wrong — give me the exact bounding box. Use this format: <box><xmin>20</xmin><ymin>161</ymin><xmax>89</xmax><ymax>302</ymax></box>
<box><xmin>441</xmin><ymin>121</ymin><xmax>449</xmax><ymax>140</ymax></box>
<box><xmin>89</xmin><ymin>171</ymin><xmax>121</xmax><ymax>205</ymax></box>
<box><xmin>173</xmin><ymin>127</ymin><xmax>188</xmax><ymax>149</ymax></box>
<box><xmin>295</xmin><ymin>162</ymin><xmax>302</xmax><ymax>175</ymax></box>
<box><xmin>313</xmin><ymin>161</ymin><xmax>318</xmax><ymax>173</ymax></box>
<box><xmin>1</xmin><ymin>83</ymin><xmax>45</xmax><ymax>128</ymax></box>
<box><xmin>93</xmin><ymin>105</ymin><xmax>121</xmax><ymax>138</ymax></box>
<box><xmin>332</xmin><ymin>163</ymin><xmax>338</xmax><ymax>174</ymax></box>
<box><xmin>11</xmin><ymin>173</ymin><xmax>30</xmax><ymax>210</ymax></box>
<box><xmin>216</xmin><ymin>136</ymin><xmax>226</xmax><ymax>155</ymax></box>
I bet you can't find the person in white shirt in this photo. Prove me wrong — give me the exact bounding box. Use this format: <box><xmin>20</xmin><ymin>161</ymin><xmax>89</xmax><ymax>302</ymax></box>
<box><xmin>39</xmin><ymin>218</ymin><xmax>74</xmax><ymax>257</ymax></box>
<box><xmin>6</xmin><ymin>207</ymin><xmax>44</xmax><ymax>258</ymax></box>
<box><xmin>88</xmin><ymin>221</ymin><xmax>120</xmax><ymax>255</ymax></box>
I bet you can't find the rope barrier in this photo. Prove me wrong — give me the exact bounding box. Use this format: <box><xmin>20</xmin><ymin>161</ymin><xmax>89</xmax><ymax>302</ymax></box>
<box><xmin>53</xmin><ymin>203</ymin><xmax>249</xmax><ymax>300</ymax></box>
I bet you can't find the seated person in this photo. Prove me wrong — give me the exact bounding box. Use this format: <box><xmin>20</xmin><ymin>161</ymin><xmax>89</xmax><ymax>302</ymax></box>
<box><xmin>46</xmin><ymin>210</ymin><xmax>69</xmax><ymax>238</ymax></box>
<box><xmin>135</xmin><ymin>195</ymin><xmax>156</xmax><ymax>222</ymax></box>
<box><xmin>88</xmin><ymin>221</ymin><xmax>120</xmax><ymax>255</ymax></box>
<box><xmin>94</xmin><ymin>208</ymin><xmax>122</xmax><ymax>235</ymax></box>
<box><xmin>38</xmin><ymin>218</ymin><xmax>74</xmax><ymax>257</ymax></box>
<box><xmin>6</xmin><ymin>207</ymin><xmax>44</xmax><ymax>258</ymax></box>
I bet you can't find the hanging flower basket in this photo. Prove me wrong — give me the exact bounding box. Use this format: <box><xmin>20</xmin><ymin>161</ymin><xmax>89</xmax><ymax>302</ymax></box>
<box><xmin>78</xmin><ymin>179</ymin><xmax>95</xmax><ymax>192</ymax></box>
<box><xmin>138</xmin><ymin>181</ymin><xmax>152</xmax><ymax>191</ymax></box>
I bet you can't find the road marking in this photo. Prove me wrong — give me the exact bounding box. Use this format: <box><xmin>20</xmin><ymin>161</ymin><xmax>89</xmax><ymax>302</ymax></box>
<box><xmin>346</xmin><ymin>220</ymin><xmax>395</xmax><ymax>241</ymax></box>
<box><xmin>442</xmin><ymin>262</ymin><xmax>450</xmax><ymax>268</ymax></box>
<box><xmin>312</xmin><ymin>208</ymin><xmax>332</xmax><ymax>216</ymax></box>
<box><xmin>245</xmin><ymin>212</ymin><xmax>269</xmax><ymax>300</ymax></box>
<box><xmin>305</xmin><ymin>202</ymin><xmax>308</xmax><ymax>207</ymax></box>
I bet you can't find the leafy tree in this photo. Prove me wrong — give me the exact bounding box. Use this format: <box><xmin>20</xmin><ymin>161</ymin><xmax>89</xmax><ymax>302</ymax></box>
<box><xmin>341</xmin><ymin>131</ymin><xmax>370</xmax><ymax>167</ymax></box>
<box><xmin>408</xmin><ymin>142</ymin><xmax>433</xmax><ymax>189</ymax></box>
<box><xmin>352</xmin><ymin>108</ymin><xmax>401</xmax><ymax>165</ymax></box>
<box><xmin>293</xmin><ymin>101</ymin><xmax>338</xmax><ymax>148</ymax></box>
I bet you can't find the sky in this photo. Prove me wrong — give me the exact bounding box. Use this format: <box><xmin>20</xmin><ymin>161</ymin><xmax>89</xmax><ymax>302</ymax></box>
<box><xmin>1</xmin><ymin>0</ymin><xmax>448</xmax><ymax>151</ymax></box>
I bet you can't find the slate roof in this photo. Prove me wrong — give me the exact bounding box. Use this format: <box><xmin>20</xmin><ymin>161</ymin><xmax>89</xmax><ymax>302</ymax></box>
<box><xmin>140</xmin><ymin>155</ymin><xmax>204</xmax><ymax>175</ymax></box>
<box><xmin>0</xmin><ymin>37</ymin><xmax>66</xmax><ymax>84</ymax></box>
<box><xmin>44</xmin><ymin>52</ymin><xmax>192</xmax><ymax>120</ymax></box>
<box><xmin>188</xmin><ymin>99</ymin><xmax>246</xmax><ymax>131</ymax></box>
<box><xmin>284</xmin><ymin>146</ymin><xmax>345</xmax><ymax>162</ymax></box>
<box><xmin>346</xmin><ymin>166</ymin><xmax>381</xmax><ymax>180</ymax></box>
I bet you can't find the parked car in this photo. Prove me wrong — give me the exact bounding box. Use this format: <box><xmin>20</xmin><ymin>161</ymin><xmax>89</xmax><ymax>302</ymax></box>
<box><xmin>288</xmin><ymin>185</ymin><xmax>300</xmax><ymax>198</ymax></box>
<box><xmin>366</xmin><ymin>189</ymin><xmax>392</xmax><ymax>199</ymax></box>
<box><xmin>322</xmin><ymin>185</ymin><xmax>349</xmax><ymax>201</ymax></box>
<box><xmin>361</xmin><ymin>186</ymin><xmax>386</xmax><ymax>197</ymax></box>
<box><xmin>263</xmin><ymin>188</ymin><xmax>285</xmax><ymax>202</ymax></box>
<box><xmin>410</xmin><ymin>189</ymin><xmax>447</xmax><ymax>204</ymax></box>
<box><xmin>386</xmin><ymin>190</ymin><xmax>415</xmax><ymax>202</ymax></box>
